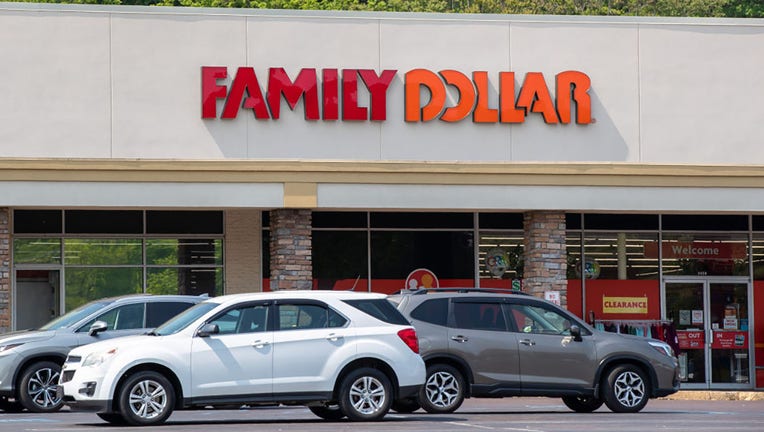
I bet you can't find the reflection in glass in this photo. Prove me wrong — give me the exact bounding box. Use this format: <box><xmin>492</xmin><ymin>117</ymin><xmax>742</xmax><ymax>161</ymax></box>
<box><xmin>64</xmin><ymin>239</ymin><xmax>141</xmax><ymax>265</ymax></box>
<box><xmin>147</xmin><ymin>267</ymin><xmax>222</xmax><ymax>297</ymax></box>
<box><xmin>64</xmin><ymin>267</ymin><xmax>142</xmax><ymax>311</ymax></box>
<box><xmin>146</xmin><ymin>239</ymin><xmax>222</xmax><ymax>265</ymax></box>
<box><xmin>13</xmin><ymin>238</ymin><xmax>61</xmax><ymax>264</ymax></box>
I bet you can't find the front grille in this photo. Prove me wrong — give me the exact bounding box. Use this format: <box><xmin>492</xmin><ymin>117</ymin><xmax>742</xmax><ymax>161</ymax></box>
<box><xmin>66</xmin><ymin>355</ymin><xmax>82</xmax><ymax>363</ymax></box>
<box><xmin>61</xmin><ymin>370</ymin><xmax>75</xmax><ymax>383</ymax></box>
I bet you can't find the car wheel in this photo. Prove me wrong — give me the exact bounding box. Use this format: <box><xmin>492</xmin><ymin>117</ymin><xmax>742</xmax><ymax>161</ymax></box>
<box><xmin>18</xmin><ymin>361</ymin><xmax>63</xmax><ymax>413</ymax></box>
<box><xmin>338</xmin><ymin>367</ymin><xmax>392</xmax><ymax>421</ymax></box>
<box><xmin>562</xmin><ymin>395</ymin><xmax>604</xmax><ymax>413</ymax></box>
<box><xmin>391</xmin><ymin>397</ymin><xmax>421</xmax><ymax>413</ymax></box>
<box><xmin>0</xmin><ymin>396</ymin><xmax>24</xmax><ymax>413</ymax></box>
<box><xmin>602</xmin><ymin>365</ymin><xmax>650</xmax><ymax>413</ymax></box>
<box><xmin>96</xmin><ymin>412</ymin><xmax>127</xmax><ymax>425</ymax></box>
<box><xmin>419</xmin><ymin>364</ymin><xmax>465</xmax><ymax>414</ymax></box>
<box><xmin>117</xmin><ymin>371</ymin><xmax>175</xmax><ymax>426</ymax></box>
<box><xmin>309</xmin><ymin>405</ymin><xmax>346</xmax><ymax>420</ymax></box>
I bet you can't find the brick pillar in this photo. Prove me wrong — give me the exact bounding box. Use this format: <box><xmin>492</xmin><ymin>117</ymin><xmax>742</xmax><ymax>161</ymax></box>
<box><xmin>0</xmin><ymin>208</ymin><xmax>10</xmax><ymax>332</ymax></box>
<box><xmin>225</xmin><ymin>209</ymin><xmax>262</xmax><ymax>293</ymax></box>
<box><xmin>523</xmin><ymin>211</ymin><xmax>567</xmax><ymax>306</ymax></box>
<box><xmin>269</xmin><ymin>209</ymin><xmax>312</xmax><ymax>291</ymax></box>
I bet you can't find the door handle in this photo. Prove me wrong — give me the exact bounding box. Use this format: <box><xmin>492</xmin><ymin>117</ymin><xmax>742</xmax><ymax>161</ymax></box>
<box><xmin>252</xmin><ymin>340</ymin><xmax>270</xmax><ymax>348</ymax></box>
<box><xmin>519</xmin><ymin>339</ymin><xmax>536</xmax><ymax>346</ymax></box>
<box><xmin>451</xmin><ymin>335</ymin><xmax>469</xmax><ymax>343</ymax></box>
<box><xmin>326</xmin><ymin>333</ymin><xmax>343</xmax><ymax>342</ymax></box>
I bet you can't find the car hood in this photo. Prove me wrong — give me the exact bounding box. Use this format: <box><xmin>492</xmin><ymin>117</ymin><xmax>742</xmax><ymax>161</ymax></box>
<box><xmin>68</xmin><ymin>334</ymin><xmax>159</xmax><ymax>357</ymax></box>
<box><xmin>0</xmin><ymin>329</ymin><xmax>57</xmax><ymax>346</ymax></box>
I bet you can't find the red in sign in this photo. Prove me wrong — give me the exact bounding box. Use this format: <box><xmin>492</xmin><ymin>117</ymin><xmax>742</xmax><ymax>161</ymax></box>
<box><xmin>711</xmin><ymin>331</ymin><xmax>748</xmax><ymax>349</ymax></box>
<box><xmin>405</xmin><ymin>268</ymin><xmax>439</xmax><ymax>291</ymax></box>
<box><xmin>677</xmin><ymin>330</ymin><xmax>705</xmax><ymax>350</ymax></box>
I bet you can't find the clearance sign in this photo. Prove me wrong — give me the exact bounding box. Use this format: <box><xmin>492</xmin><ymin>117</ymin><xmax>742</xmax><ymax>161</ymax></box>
<box><xmin>602</xmin><ymin>297</ymin><xmax>648</xmax><ymax>314</ymax></box>
<box><xmin>201</xmin><ymin>67</ymin><xmax>591</xmax><ymax>124</ymax></box>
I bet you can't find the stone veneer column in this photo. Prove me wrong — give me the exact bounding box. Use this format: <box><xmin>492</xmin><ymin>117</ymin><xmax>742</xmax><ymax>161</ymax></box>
<box><xmin>523</xmin><ymin>211</ymin><xmax>567</xmax><ymax>306</ymax></box>
<box><xmin>0</xmin><ymin>208</ymin><xmax>10</xmax><ymax>332</ymax></box>
<box><xmin>269</xmin><ymin>209</ymin><xmax>312</xmax><ymax>291</ymax></box>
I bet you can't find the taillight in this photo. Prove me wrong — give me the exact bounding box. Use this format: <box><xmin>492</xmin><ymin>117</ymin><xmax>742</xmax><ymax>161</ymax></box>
<box><xmin>397</xmin><ymin>328</ymin><xmax>419</xmax><ymax>354</ymax></box>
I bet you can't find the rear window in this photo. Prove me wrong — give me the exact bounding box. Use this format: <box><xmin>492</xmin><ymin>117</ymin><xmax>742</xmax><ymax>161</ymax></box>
<box><xmin>344</xmin><ymin>299</ymin><xmax>410</xmax><ymax>325</ymax></box>
<box><xmin>409</xmin><ymin>298</ymin><xmax>448</xmax><ymax>327</ymax></box>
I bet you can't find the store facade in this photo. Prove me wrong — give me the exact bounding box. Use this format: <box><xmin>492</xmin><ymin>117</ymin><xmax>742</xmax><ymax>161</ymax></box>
<box><xmin>2</xmin><ymin>3</ymin><xmax>764</xmax><ymax>390</ymax></box>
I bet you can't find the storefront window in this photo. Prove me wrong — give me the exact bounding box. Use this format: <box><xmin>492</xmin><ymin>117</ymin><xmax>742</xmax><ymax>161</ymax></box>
<box><xmin>13</xmin><ymin>238</ymin><xmax>61</xmax><ymax>264</ymax></box>
<box><xmin>146</xmin><ymin>239</ymin><xmax>222</xmax><ymax>265</ymax></box>
<box><xmin>478</xmin><ymin>231</ymin><xmax>523</xmax><ymax>290</ymax></box>
<box><xmin>65</xmin><ymin>267</ymin><xmax>142</xmax><ymax>310</ymax></box>
<box><xmin>661</xmin><ymin>233</ymin><xmax>749</xmax><ymax>277</ymax></box>
<box><xmin>313</xmin><ymin>231</ymin><xmax>368</xmax><ymax>290</ymax></box>
<box><xmin>370</xmin><ymin>231</ymin><xmax>474</xmax><ymax>293</ymax></box>
<box><xmin>64</xmin><ymin>239</ymin><xmax>142</xmax><ymax>265</ymax></box>
<box><xmin>147</xmin><ymin>267</ymin><xmax>223</xmax><ymax>297</ymax></box>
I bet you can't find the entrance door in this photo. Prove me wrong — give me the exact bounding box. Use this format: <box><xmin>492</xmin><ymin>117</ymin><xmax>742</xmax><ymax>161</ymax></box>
<box><xmin>664</xmin><ymin>278</ymin><xmax>751</xmax><ymax>389</ymax></box>
<box><xmin>15</xmin><ymin>269</ymin><xmax>61</xmax><ymax>330</ymax></box>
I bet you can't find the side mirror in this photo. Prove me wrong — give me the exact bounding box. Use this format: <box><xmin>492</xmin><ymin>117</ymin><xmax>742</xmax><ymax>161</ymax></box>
<box><xmin>197</xmin><ymin>323</ymin><xmax>220</xmax><ymax>338</ymax></box>
<box><xmin>88</xmin><ymin>321</ymin><xmax>108</xmax><ymax>337</ymax></box>
<box><xmin>569</xmin><ymin>325</ymin><xmax>583</xmax><ymax>342</ymax></box>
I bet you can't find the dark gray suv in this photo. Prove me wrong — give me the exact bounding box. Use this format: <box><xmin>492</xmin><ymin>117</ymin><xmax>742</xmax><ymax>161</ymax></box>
<box><xmin>390</xmin><ymin>289</ymin><xmax>680</xmax><ymax>414</ymax></box>
<box><xmin>0</xmin><ymin>294</ymin><xmax>203</xmax><ymax>413</ymax></box>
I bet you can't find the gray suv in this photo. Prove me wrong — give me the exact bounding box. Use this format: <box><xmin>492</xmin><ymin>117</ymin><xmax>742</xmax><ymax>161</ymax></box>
<box><xmin>390</xmin><ymin>289</ymin><xmax>680</xmax><ymax>414</ymax></box>
<box><xmin>0</xmin><ymin>294</ymin><xmax>203</xmax><ymax>413</ymax></box>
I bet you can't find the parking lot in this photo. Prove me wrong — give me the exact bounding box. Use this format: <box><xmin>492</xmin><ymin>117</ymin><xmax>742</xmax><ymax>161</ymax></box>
<box><xmin>2</xmin><ymin>398</ymin><xmax>763</xmax><ymax>432</ymax></box>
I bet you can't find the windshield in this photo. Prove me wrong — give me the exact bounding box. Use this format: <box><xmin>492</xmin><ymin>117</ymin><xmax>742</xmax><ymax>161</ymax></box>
<box><xmin>38</xmin><ymin>301</ymin><xmax>111</xmax><ymax>331</ymax></box>
<box><xmin>153</xmin><ymin>302</ymin><xmax>218</xmax><ymax>336</ymax></box>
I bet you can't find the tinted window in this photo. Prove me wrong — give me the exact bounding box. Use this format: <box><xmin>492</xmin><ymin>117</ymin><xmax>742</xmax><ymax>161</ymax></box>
<box><xmin>278</xmin><ymin>304</ymin><xmax>337</xmax><ymax>330</ymax></box>
<box><xmin>66</xmin><ymin>210</ymin><xmax>143</xmax><ymax>234</ymax></box>
<box><xmin>344</xmin><ymin>299</ymin><xmax>409</xmax><ymax>325</ymax></box>
<box><xmin>146</xmin><ymin>301</ymin><xmax>196</xmax><ymax>328</ymax></box>
<box><xmin>147</xmin><ymin>211</ymin><xmax>223</xmax><ymax>234</ymax></box>
<box><xmin>77</xmin><ymin>303</ymin><xmax>145</xmax><ymax>332</ymax></box>
<box><xmin>14</xmin><ymin>210</ymin><xmax>62</xmax><ymax>234</ymax></box>
<box><xmin>453</xmin><ymin>302</ymin><xmax>506</xmax><ymax>331</ymax></box>
<box><xmin>409</xmin><ymin>298</ymin><xmax>448</xmax><ymax>326</ymax></box>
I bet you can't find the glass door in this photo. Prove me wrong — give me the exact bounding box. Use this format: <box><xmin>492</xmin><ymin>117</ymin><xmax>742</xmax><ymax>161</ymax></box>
<box><xmin>664</xmin><ymin>278</ymin><xmax>751</xmax><ymax>389</ymax></box>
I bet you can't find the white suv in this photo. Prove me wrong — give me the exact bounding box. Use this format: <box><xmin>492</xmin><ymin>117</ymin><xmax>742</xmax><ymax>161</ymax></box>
<box><xmin>58</xmin><ymin>291</ymin><xmax>425</xmax><ymax>426</ymax></box>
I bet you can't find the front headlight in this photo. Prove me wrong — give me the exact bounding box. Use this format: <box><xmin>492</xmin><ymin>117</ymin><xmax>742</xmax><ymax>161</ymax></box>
<box><xmin>648</xmin><ymin>340</ymin><xmax>674</xmax><ymax>358</ymax></box>
<box><xmin>82</xmin><ymin>348</ymin><xmax>118</xmax><ymax>368</ymax></box>
<box><xmin>0</xmin><ymin>343</ymin><xmax>24</xmax><ymax>354</ymax></box>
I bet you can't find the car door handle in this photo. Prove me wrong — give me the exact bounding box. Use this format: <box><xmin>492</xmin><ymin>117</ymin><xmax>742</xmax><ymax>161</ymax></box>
<box><xmin>451</xmin><ymin>335</ymin><xmax>469</xmax><ymax>343</ymax></box>
<box><xmin>326</xmin><ymin>333</ymin><xmax>343</xmax><ymax>342</ymax></box>
<box><xmin>252</xmin><ymin>340</ymin><xmax>270</xmax><ymax>348</ymax></box>
<box><xmin>519</xmin><ymin>339</ymin><xmax>536</xmax><ymax>346</ymax></box>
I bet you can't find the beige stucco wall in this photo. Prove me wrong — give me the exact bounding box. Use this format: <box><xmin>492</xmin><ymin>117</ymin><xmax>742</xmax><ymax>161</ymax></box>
<box><xmin>224</xmin><ymin>209</ymin><xmax>262</xmax><ymax>294</ymax></box>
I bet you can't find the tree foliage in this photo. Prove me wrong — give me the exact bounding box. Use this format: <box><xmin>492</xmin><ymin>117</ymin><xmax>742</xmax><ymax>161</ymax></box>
<box><xmin>13</xmin><ymin>0</ymin><xmax>764</xmax><ymax>17</ymax></box>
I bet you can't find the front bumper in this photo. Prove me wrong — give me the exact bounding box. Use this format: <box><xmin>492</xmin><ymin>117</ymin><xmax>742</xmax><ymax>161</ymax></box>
<box><xmin>57</xmin><ymin>386</ymin><xmax>111</xmax><ymax>412</ymax></box>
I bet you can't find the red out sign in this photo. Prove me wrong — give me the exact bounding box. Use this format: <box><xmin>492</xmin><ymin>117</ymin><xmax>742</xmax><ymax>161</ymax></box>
<box><xmin>201</xmin><ymin>67</ymin><xmax>591</xmax><ymax>125</ymax></box>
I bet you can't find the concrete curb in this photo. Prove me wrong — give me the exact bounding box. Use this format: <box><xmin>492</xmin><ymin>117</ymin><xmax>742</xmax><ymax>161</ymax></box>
<box><xmin>663</xmin><ymin>391</ymin><xmax>764</xmax><ymax>401</ymax></box>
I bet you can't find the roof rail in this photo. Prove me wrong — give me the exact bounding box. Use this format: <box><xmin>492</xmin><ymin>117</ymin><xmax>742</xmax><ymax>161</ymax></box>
<box><xmin>392</xmin><ymin>287</ymin><xmax>530</xmax><ymax>296</ymax></box>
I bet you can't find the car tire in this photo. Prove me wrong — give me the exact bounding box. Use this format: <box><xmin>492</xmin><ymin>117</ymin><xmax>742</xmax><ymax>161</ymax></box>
<box><xmin>391</xmin><ymin>397</ymin><xmax>421</xmax><ymax>413</ymax></box>
<box><xmin>562</xmin><ymin>395</ymin><xmax>604</xmax><ymax>413</ymax></box>
<box><xmin>117</xmin><ymin>371</ymin><xmax>175</xmax><ymax>426</ymax></box>
<box><xmin>96</xmin><ymin>412</ymin><xmax>127</xmax><ymax>425</ymax></box>
<box><xmin>18</xmin><ymin>361</ymin><xmax>64</xmax><ymax>413</ymax></box>
<box><xmin>602</xmin><ymin>365</ymin><xmax>650</xmax><ymax>413</ymax></box>
<box><xmin>419</xmin><ymin>364</ymin><xmax>465</xmax><ymax>414</ymax></box>
<box><xmin>309</xmin><ymin>405</ymin><xmax>346</xmax><ymax>420</ymax></box>
<box><xmin>337</xmin><ymin>367</ymin><xmax>392</xmax><ymax>421</ymax></box>
<box><xmin>0</xmin><ymin>396</ymin><xmax>24</xmax><ymax>413</ymax></box>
